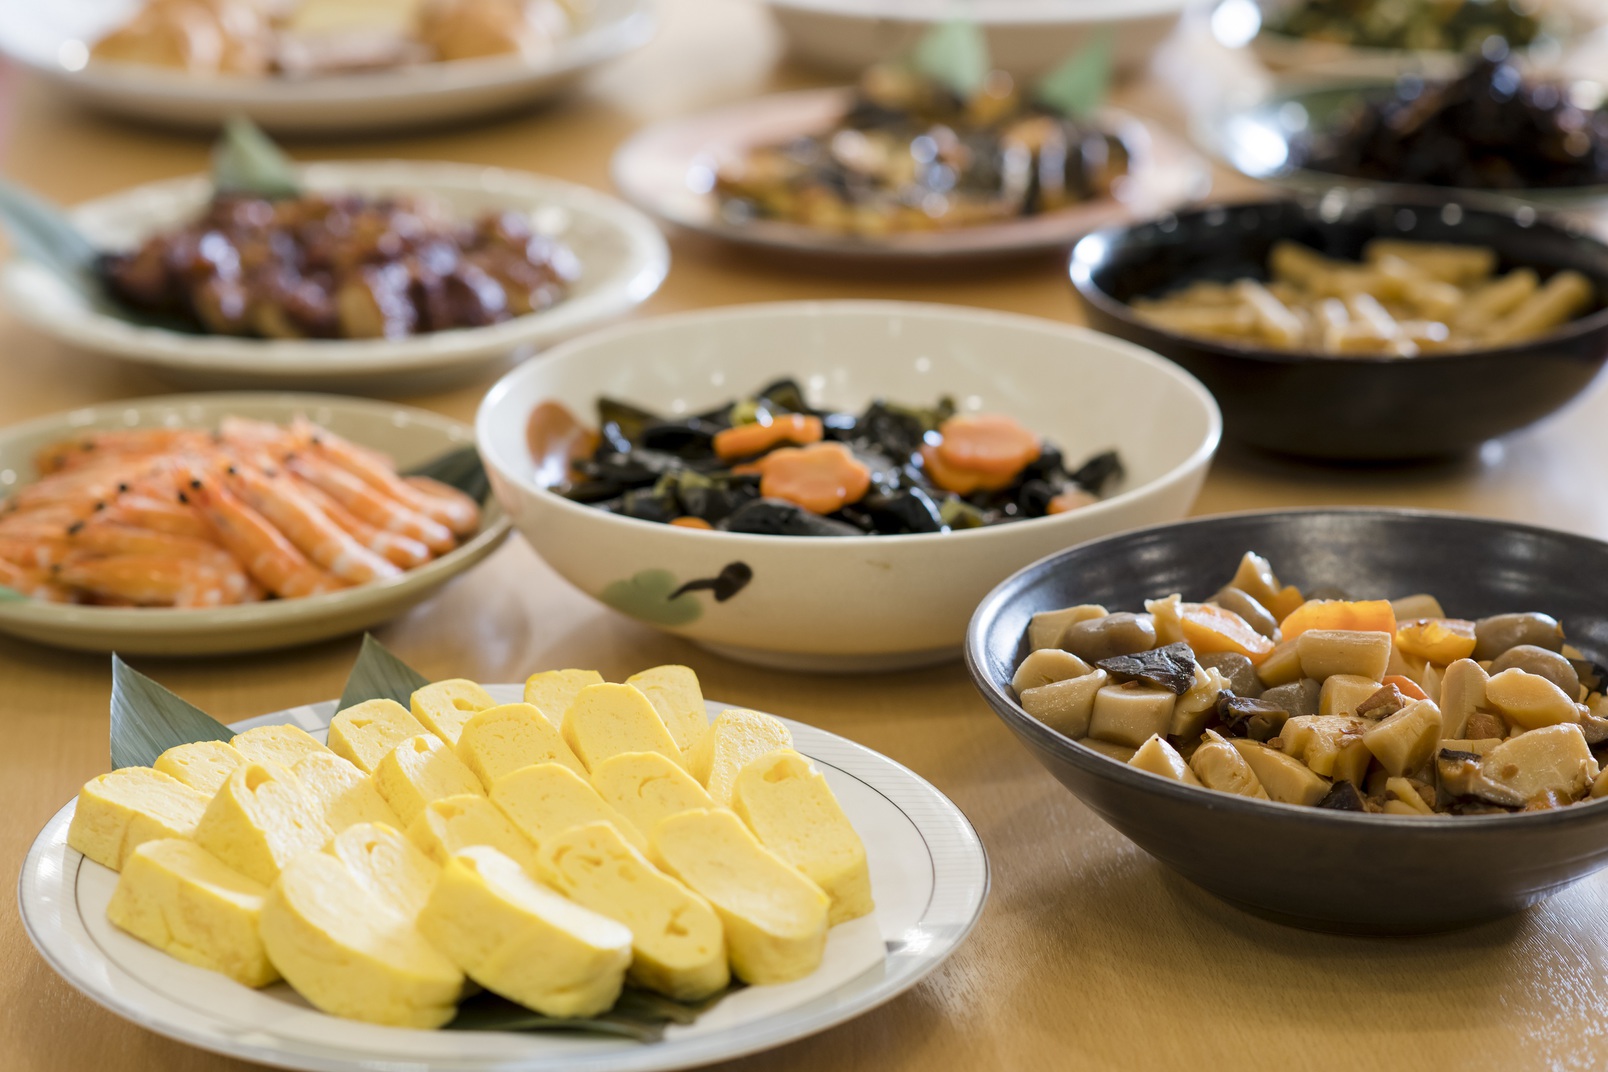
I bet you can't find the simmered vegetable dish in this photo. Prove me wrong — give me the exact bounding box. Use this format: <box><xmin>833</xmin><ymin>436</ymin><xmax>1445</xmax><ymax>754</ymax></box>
<box><xmin>1131</xmin><ymin>238</ymin><xmax>1594</xmax><ymax>356</ymax></box>
<box><xmin>99</xmin><ymin>194</ymin><xmax>579</xmax><ymax>340</ymax></box>
<box><xmin>1264</xmin><ymin>0</ymin><xmax>1544</xmax><ymax>53</ymax></box>
<box><xmin>528</xmin><ymin>379</ymin><xmax>1123</xmax><ymax>536</ymax></box>
<box><xmin>1013</xmin><ymin>552</ymin><xmax>1608</xmax><ymax>814</ymax></box>
<box><xmin>713</xmin><ymin>63</ymin><xmax>1131</xmax><ymax>235</ymax></box>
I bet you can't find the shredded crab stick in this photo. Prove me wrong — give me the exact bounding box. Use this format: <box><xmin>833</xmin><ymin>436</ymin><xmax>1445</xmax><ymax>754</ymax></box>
<box><xmin>740</xmin><ymin>442</ymin><xmax>872</xmax><ymax>515</ymax></box>
<box><xmin>920</xmin><ymin>413</ymin><xmax>1042</xmax><ymax>495</ymax></box>
<box><xmin>712</xmin><ymin>415</ymin><xmax>825</xmax><ymax>462</ymax></box>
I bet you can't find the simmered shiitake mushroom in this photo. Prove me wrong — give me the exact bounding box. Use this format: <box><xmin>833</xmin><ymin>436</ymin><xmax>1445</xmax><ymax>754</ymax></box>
<box><xmin>1012</xmin><ymin>551</ymin><xmax>1608</xmax><ymax>815</ymax></box>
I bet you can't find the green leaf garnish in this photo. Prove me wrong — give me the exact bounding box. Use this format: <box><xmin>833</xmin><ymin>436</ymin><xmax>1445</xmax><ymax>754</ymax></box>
<box><xmin>336</xmin><ymin>633</ymin><xmax>430</xmax><ymax>712</ymax></box>
<box><xmin>912</xmin><ymin>20</ymin><xmax>990</xmax><ymax>101</ymax></box>
<box><xmin>212</xmin><ymin>117</ymin><xmax>300</xmax><ymax>200</ymax></box>
<box><xmin>109</xmin><ymin>655</ymin><xmax>234</xmax><ymax>769</ymax></box>
<box><xmin>446</xmin><ymin>985</ymin><xmax>743</xmax><ymax>1039</ymax></box>
<box><xmin>0</xmin><ymin>179</ymin><xmax>101</xmax><ymax>300</ymax></box>
<box><xmin>1036</xmin><ymin>29</ymin><xmax>1116</xmax><ymax>119</ymax></box>
<box><xmin>406</xmin><ymin>444</ymin><xmax>490</xmax><ymax>505</ymax></box>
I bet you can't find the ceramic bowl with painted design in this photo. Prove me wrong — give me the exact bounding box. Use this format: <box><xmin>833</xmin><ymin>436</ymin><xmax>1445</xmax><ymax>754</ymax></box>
<box><xmin>475</xmin><ymin>301</ymin><xmax>1220</xmax><ymax>672</ymax></box>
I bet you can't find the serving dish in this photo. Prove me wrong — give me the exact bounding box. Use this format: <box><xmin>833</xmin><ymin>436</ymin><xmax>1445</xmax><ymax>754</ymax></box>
<box><xmin>0</xmin><ymin>393</ymin><xmax>509</xmax><ymax>655</ymax></box>
<box><xmin>611</xmin><ymin>88</ymin><xmax>1210</xmax><ymax>262</ymax></box>
<box><xmin>19</xmin><ymin>686</ymin><xmax>989</xmax><ymax>1072</ymax></box>
<box><xmin>966</xmin><ymin>507</ymin><xmax>1608</xmax><ymax>934</ymax></box>
<box><xmin>763</xmin><ymin>0</ymin><xmax>1187</xmax><ymax>80</ymax></box>
<box><xmin>0</xmin><ymin>161</ymin><xmax>669</xmax><ymax>393</ymax></box>
<box><xmin>476</xmin><ymin>300</ymin><xmax>1220</xmax><ymax>671</ymax></box>
<box><xmin>1069</xmin><ymin>193</ymin><xmax>1608</xmax><ymax>459</ymax></box>
<box><xmin>0</xmin><ymin>0</ymin><xmax>655</xmax><ymax>134</ymax></box>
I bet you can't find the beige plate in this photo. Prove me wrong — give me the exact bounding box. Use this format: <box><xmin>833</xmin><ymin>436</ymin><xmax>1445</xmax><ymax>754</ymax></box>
<box><xmin>0</xmin><ymin>393</ymin><xmax>509</xmax><ymax>655</ymax></box>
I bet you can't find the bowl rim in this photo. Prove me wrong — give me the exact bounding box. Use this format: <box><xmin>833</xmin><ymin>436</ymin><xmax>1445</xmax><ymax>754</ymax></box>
<box><xmin>1068</xmin><ymin>192</ymin><xmax>1608</xmax><ymax>366</ymax></box>
<box><xmin>0</xmin><ymin>391</ymin><xmax>510</xmax><ymax>629</ymax></box>
<box><xmin>475</xmin><ymin>298</ymin><xmax>1223</xmax><ymax>549</ymax></box>
<box><xmin>763</xmin><ymin>0</ymin><xmax>1192</xmax><ymax>25</ymax></box>
<box><xmin>965</xmin><ymin>504</ymin><xmax>1608</xmax><ymax>831</ymax></box>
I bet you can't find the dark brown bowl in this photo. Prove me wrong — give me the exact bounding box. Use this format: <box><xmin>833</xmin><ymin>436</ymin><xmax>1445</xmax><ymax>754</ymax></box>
<box><xmin>965</xmin><ymin>508</ymin><xmax>1608</xmax><ymax>934</ymax></box>
<box><xmin>1068</xmin><ymin>192</ymin><xmax>1608</xmax><ymax>461</ymax></box>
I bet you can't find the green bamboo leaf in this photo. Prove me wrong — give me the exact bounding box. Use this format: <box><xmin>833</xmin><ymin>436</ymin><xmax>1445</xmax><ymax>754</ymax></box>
<box><xmin>912</xmin><ymin>21</ymin><xmax>990</xmax><ymax>101</ymax></box>
<box><xmin>110</xmin><ymin>655</ymin><xmax>234</xmax><ymax>769</ymax></box>
<box><xmin>213</xmin><ymin>117</ymin><xmax>300</xmax><ymax>199</ymax></box>
<box><xmin>1036</xmin><ymin>29</ymin><xmax>1116</xmax><ymax>119</ymax></box>
<box><xmin>406</xmin><ymin>444</ymin><xmax>489</xmax><ymax>505</ymax></box>
<box><xmin>0</xmin><ymin>178</ymin><xmax>102</xmax><ymax>299</ymax></box>
<box><xmin>445</xmin><ymin>984</ymin><xmax>742</xmax><ymax>1039</ymax></box>
<box><xmin>336</xmin><ymin>633</ymin><xmax>431</xmax><ymax>712</ymax></box>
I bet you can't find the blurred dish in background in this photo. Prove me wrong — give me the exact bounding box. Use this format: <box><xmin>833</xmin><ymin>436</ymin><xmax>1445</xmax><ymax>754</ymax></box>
<box><xmin>0</xmin><ymin>0</ymin><xmax>653</xmax><ymax>132</ymax></box>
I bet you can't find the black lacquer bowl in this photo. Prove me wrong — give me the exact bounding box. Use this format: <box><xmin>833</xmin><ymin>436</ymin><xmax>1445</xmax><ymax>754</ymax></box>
<box><xmin>965</xmin><ymin>508</ymin><xmax>1608</xmax><ymax>934</ymax></box>
<box><xmin>1069</xmin><ymin>193</ymin><xmax>1608</xmax><ymax>460</ymax></box>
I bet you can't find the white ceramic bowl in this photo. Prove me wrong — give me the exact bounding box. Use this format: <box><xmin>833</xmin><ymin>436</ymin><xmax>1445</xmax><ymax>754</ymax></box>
<box><xmin>764</xmin><ymin>0</ymin><xmax>1188</xmax><ymax>80</ymax></box>
<box><xmin>476</xmin><ymin>301</ymin><xmax>1221</xmax><ymax>672</ymax></box>
<box><xmin>0</xmin><ymin>393</ymin><xmax>509</xmax><ymax>655</ymax></box>
<box><xmin>0</xmin><ymin>161</ymin><xmax>669</xmax><ymax>394</ymax></box>
<box><xmin>0</xmin><ymin>0</ymin><xmax>655</xmax><ymax>134</ymax></box>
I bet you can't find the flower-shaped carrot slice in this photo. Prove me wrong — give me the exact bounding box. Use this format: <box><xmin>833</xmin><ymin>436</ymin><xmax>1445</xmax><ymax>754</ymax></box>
<box><xmin>713</xmin><ymin>414</ymin><xmax>824</xmax><ymax>461</ymax></box>
<box><xmin>936</xmin><ymin>414</ymin><xmax>1041</xmax><ymax>477</ymax></box>
<box><xmin>919</xmin><ymin>443</ymin><xmax>1017</xmax><ymax>495</ymax></box>
<box><xmin>750</xmin><ymin>442</ymin><xmax>871</xmax><ymax>514</ymax></box>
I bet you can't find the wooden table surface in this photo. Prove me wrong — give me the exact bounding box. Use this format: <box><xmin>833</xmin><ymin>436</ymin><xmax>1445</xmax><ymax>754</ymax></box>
<box><xmin>6</xmin><ymin>2</ymin><xmax>1608</xmax><ymax>1070</ymax></box>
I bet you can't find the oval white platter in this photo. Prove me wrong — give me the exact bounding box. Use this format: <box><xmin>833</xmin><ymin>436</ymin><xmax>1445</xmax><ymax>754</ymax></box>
<box><xmin>612</xmin><ymin>87</ymin><xmax>1211</xmax><ymax>261</ymax></box>
<box><xmin>0</xmin><ymin>0</ymin><xmax>656</xmax><ymax>134</ymax></box>
<box><xmin>18</xmin><ymin>689</ymin><xmax>989</xmax><ymax>1072</ymax></box>
<box><xmin>0</xmin><ymin>161</ymin><xmax>670</xmax><ymax>393</ymax></box>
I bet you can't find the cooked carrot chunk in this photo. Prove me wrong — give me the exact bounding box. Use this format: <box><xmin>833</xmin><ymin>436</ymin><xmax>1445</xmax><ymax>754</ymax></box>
<box><xmin>669</xmin><ymin>516</ymin><xmax>713</xmax><ymax>529</ymax></box>
<box><xmin>748</xmin><ymin>442</ymin><xmax>871</xmax><ymax>515</ymax></box>
<box><xmin>1179</xmin><ymin>603</ymin><xmax>1276</xmax><ymax>664</ymax></box>
<box><xmin>712</xmin><ymin>414</ymin><xmax>824</xmax><ymax>461</ymax></box>
<box><xmin>920</xmin><ymin>443</ymin><xmax>1016</xmax><ymax>494</ymax></box>
<box><xmin>1382</xmin><ymin>674</ymin><xmax>1430</xmax><ymax>701</ymax></box>
<box><xmin>1279</xmin><ymin>599</ymin><xmax>1397</xmax><ymax>641</ymax></box>
<box><xmin>1394</xmin><ymin>618</ymin><xmax>1477</xmax><ymax>664</ymax></box>
<box><xmin>1265</xmin><ymin>585</ymin><xmax>1306</xmax><ymax>621</ymax></box>
<box><xmin>935</xmin><ymin>413</ymin><xmax>1041</xmax><ymax>477</ymax></box>
<box><xmin>1047</xmin><ymin>488</ymin><xmax>1098</xmax><ymax>514</ymax></box>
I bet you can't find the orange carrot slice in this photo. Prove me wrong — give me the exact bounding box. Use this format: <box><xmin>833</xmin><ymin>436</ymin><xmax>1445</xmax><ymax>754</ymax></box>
<box><xmin>935</xmin><ymin>413</ymin><xmax>1041</xmax><ymax>477</ymax></box>
<box><xmin>1382</xmin><ymin>675</ymin><xmax>1430</xmax><ymax>702</ymax></box>
<box><xmin>1265</xmin><ymin>585</ymin><xmax>1306</xmax><ymax>621</ymax></box>
<box><xmin>713</xmin><ymin>414</ymin><xmax>824</xmax><ymax>462</ymax></box>
<box><xmin>920</xmin><ymin>444</ymin><xmax>1017</xmax><ymax>495</ymax></box>
<box><xmin>1279</xmin><ymin>599</ymin><xmax>1397</xmax><ymax>641</ymax></box>
<box><xmin>749</xmin><ymin>442</ymin><xmax>871</xmax><ymax>515</ymax></box>
<box><xmin>1394</xmin><ymin>618</ymin><xmax>1477</xmax><ymax>664</ymax></box>
<box><xmin>1047</xmin><ymin>488</ymin><xmax>1098</xmax><ymax>515</ymax></box>
<box><xmin>669</xmin><ymin>516</ymin><xmax>713</xmax><ymax>530</ymax></box>
<box><xmin>1179</xmin><ymin>603</ymin><xmax>1276</xmax><ymax>664</ymax></box>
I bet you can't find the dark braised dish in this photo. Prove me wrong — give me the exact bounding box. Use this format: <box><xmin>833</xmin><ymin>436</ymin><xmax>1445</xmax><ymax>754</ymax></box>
<box><xmin>1013</xmin><ymin>551</ymin><xmax>1608</xmax><ymax>814</ymax></box>
<box><xmin>1294</xmin><ymin>55</ymin><xmax>1608</xmax><ymax>190</ymax></box>
<box><xmin>1264</xmin><ymin>0</ymin><xmax>1545</xmax><ymax>53</ymax></box>
<box><xmin>98</xmin><ymin>194</ymin><xmax>580</xmax><ymax>340</ymax></box>
<box><xmin>527</xmin><ymin>378</ymin><xmax>1123</xmax><ymax>536</ymax></box>
<box><xmin>713</xmin><ymin>63</ymin><xmax>1131</xmax><ymax>235</ymax></box>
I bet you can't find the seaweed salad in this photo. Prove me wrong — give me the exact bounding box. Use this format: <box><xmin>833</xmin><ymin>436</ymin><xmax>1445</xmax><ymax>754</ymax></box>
<box><xmin>528</xmin><ymin>378</ymin><xmax>1123</xmax><ymax>537</ymax></box>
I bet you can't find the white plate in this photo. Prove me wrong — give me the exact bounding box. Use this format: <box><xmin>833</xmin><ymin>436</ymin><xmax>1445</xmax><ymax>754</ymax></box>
<box><xmin>0</xmin><ymin>392</ymin><xmax>510</xmax><ymax>655</ymax></box>
<box><xmin>18</xmin><ymin>688</ymin><xmax>989</xmax><ymax>1072</ymax></box>
<box><xmin>0</xmin><ymin>161</ymin><xmax>670</xmax><ymax>393</ymax></box>
<box><xmin>612</xmin><ymin>88</ymin><xmax>1210</xmax><ymax>261</ymax></box>
<box><xmin>0</xmin><ymin>0</ymin><xmax>656</xmax><ymax>134</ymax></box>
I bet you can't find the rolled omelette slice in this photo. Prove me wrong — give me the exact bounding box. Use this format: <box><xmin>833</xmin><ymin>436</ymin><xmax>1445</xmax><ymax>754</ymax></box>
<box><xmin>231</xmin><ymin>724</ymin><xmax>329</xmax><ymax>769</ymax></box>
<box><xmin>192</xmin><ymin>762</ymin><xmax>332</xmax><ymax>886</ymax></box>
<box><xmin>260</xmin><ymin>850</ymin><xmax>465</xmax><ymax>1028</ymax></box>
<box><xmin>327</xmin><ymin>699</ymin><xmax>430</xmax><ymax>774</ymax></box>
<box><xmin>106</xmin><ymin>838</ymin><xmax>279</xmax><ymax>988</ymax></box>
<box><xmin>407</xmin><ymin>793</ymin><xmax>540</xmax><ymax>874</ymax></box>
<box><xmin>684</xmin><ymin>709</ymin><xmax>794</xmax><ymax>806</ymax></box>
<box><xmin>489</xmin><ymin>762</ymin><xmax>648</xmax><ymax>854</ymax></box>
<box><xmin>523</xmin><ymin>668</ymin><xmax>605</xmax><ymax>724</ymax></box>
<box><xmin>590</xmin><ymin>751</ymin><xmax>716</xmax><ymax>840</ymax></box>
<box><xmin>419</xmin><ymin>846</ymin><xmax>631</xmax><ymax>1019</ymax></box>
<box><xmin>68</xmin><ymin>767</ymin><xmax>210</xmax><ymax>871</ymax></box>
<box><xmin>373</xmin><ymin>734</ymin><xmax>485</xmax><ymax>828</ymax></box>
<box><xmin>290</xmin><ymin>751</ymin><xmax>400</xmax><ymax>834</ymax></box>
<box><xmin>327</xmin><ymin>822</ymin><xmax>440</xmax><ymax>919</ymax></box>
<box><xmin>456</xmin><ymin>702</ymin><xmax>587</xmax><ymax>789</ymax></box>
<box><xmin>652</xmin><ymin>808</ymin><xmax>829</xmax><ymax>986</ymax></box>
<box><xmin>410</xmin><ymin>679</ymin><xmax>496</xmax><ymax>747</ymax></box>
<box><xmin>538</xmin><ymin>821</ymin><xmax>729</xmax><ymax>1002</ymax></box>
<box><xmin>561</xmin><ymin>683</ymin><xmax>683</xmax><ymax>772</ymax></box>
<box><xmin>624</xmin><ymin>665</ymin><xmax>709</xmax><ymax>753</ymax></box>
<box><xmin>731</xmin><ymin>750</ymin><xmax>873</xmax><ymax>925</ymax></box>
<box><xmin>153</xmin><ymin>741</ymin><xmax>248</xmax><ymax>797</ymax></box>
